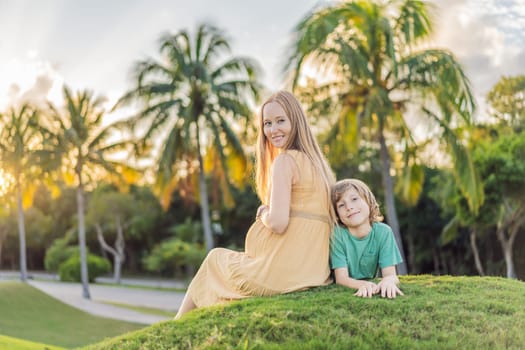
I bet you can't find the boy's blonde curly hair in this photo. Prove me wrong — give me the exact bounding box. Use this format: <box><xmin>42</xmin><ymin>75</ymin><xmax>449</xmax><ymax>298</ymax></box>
<box><xmin>331</xmin><ymin>178</ymin><xmax>384</xmax><ymax>225</ymax></box>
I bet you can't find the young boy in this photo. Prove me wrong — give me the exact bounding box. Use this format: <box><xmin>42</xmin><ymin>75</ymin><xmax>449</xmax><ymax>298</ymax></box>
<box><xmin>330</xmin><ymin>178</ymin><xmax>404</xmax><ymax>298</ymax></box>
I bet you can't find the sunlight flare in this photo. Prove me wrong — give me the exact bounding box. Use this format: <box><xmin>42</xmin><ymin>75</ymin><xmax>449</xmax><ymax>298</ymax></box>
<box><xmin>0</xmin><ymin>168</ymin><xmax>14</xmax><ymax>197</ymax></box>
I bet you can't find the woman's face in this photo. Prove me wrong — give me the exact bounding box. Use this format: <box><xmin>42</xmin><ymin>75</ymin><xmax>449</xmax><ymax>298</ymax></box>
<box><xmin>262</xmin><ymin>101</ymin><xmax>292</xmax><ymax>149</ymax></box>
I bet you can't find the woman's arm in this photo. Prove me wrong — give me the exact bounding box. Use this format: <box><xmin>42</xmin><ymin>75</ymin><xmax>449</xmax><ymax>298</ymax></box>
<box><xmin>376</xmin><ymin>266</ymin><xmax>404</xmax><ymax>298</ymax></box>
<box><xmin>334</xmin><ymin>267</ymin><xmax>378</xmax><ymax>298</ymax></box>
<box><xmin>259</xmin><ymin>153</ymin><xmax>297</xmax><ymax>234</ymax></box>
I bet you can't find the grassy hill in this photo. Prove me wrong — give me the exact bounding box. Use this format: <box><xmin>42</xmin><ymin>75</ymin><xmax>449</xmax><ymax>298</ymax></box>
<box><xmin>84</xmin><ymin>275</ymin><xmax>525</xmax><ymax>350</ymax></box>
<box><xmin>0</xmin><ymin>282</ymin><xmax>143</xmax><ymax>348</ymax></box>
<box><xmin>0</xmin><ymin>334</ymin><xmax>64</xmax><ymax>350</ymax></box>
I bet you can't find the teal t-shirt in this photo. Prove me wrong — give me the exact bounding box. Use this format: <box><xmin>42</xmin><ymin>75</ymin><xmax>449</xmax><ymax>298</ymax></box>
<box><xmin>330</xmin><ymin>222</ymin><xmax>403</xmax><ymax>280</ymax></box>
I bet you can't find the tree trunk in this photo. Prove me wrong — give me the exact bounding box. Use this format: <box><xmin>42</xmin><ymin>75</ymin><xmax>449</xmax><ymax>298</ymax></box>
<box><xmin>114</xmin><ymin>217</ymin><xmax>125</xmax><ymax>284</ymax></box>
<box><xmin>196</xmin><ymin>126</ymin><xmax>214</xmax><ymax>252</ymax></box>
<box><xmin>378</xmin><ymin>129</ymin><xmax>407</xmax><ymax>275</ymax></box>
<box><xmin>441</xmin><ymin>249</ymin><xmax>450</xmax><ymax>274</ymax></box>
<box><xmin>502</xmin><ymin>245</ymin><xmax>516</xmax><ymax>279</ymax></box>
<box><xmin>407</xmin><ymin>233</ymin><xmax>417</xmax><ymax>274</ymax></box>
<box><xmin>76</xmin><ymin>169</ymin><xmax>90</xmax><ymax>299</ymax></box>
<box><xmin>469</xmin><ymin>229</ymin><xmax>485</xmax><ymax>276</ymax></box>
<box><xmin>186</xmin><ymin>264</ymin><xmax>196</xmax><ymax>277</ymax></box>
<box><xmin>496</xmin><ymin>224</ymin><xmax>519</xmax><ymax>279</ymax></box>
<box><xmin>0</xmin><ymin>236</ymin><xmax>3</xmax><ymax>268</ymax></box>
<box><xmin>114</xmin><ymin>256</ymin><xmax>122</xmax><ymax>284</ymax></box>
<box><xmin>16</xmin><ymin>178</ymin><xmax>28</xmax><ymax>282</ymax></box>
<box><xmin>432</xmin><ymin>247</ymin><xmax>440</xmax><ymax>275</ymax></box>
<box><xmin>96</xmin><ymin>222</ymin><xmax>125</xmax><ymax>284</ymax></box>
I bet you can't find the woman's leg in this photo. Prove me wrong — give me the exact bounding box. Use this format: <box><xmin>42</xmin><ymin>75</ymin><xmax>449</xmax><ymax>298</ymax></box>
<box><xmin>174</xmin><ymin>292</ymin><xmax>196</xmax><ymax>320</ymax></box>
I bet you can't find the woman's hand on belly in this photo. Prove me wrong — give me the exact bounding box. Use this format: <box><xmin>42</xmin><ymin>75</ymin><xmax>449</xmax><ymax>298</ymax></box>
<box><xmin>256</xmin><ymin>205</ymin><xmax>269</xmax><ymax>219</ymax></box>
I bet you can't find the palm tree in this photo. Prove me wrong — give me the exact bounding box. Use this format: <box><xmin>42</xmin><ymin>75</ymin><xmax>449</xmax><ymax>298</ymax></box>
<box><xmin>117</xmin><ymin>23</ymin><xmax>261</xmax><ymax>252</ymax></box>
<box><xmin>47</xmin><ymin>86</ymin><xmax>133</xmax><ymax>298</ymax></box>
<box><xmin>286</xmin><ymin>0</ymin><xmax>483</xmax><ymax>274</ymax></box>
<box><xmin>0</xmin><ymin>104</ymin><xmax>41</xmax><ymax>281</ymax></box>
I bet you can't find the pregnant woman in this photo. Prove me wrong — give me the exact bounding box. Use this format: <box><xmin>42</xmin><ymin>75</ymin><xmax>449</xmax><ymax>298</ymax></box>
<box><xmin>175</xmin><ymin>90</ymin><xmax>335</xmax><ymax>319</ymax></box>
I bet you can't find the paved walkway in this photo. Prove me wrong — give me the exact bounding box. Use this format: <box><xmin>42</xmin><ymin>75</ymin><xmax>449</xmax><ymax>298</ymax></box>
<box><xmin>0</xmin><ymin>270</ymin><xmax>188</xmax><ymax>289</ymax></box>
<box><xmin>1</xmin><ymin>271</ymin><xmax>186</xmax><ymax>325</ymax></box>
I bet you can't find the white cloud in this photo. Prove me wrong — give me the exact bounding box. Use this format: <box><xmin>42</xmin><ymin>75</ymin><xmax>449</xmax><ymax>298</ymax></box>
<box><xmin>0</xmin><ymin>53</ymin><xmax>64</xmax><ymax>109</ymax></box>
<box><xmin>432</xmin><ymin>0</ymin><xmax>525</xmax><ymax>118</ymax></box>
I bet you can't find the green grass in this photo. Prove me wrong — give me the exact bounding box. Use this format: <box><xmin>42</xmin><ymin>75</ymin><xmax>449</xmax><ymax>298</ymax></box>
<box><xmin>101</xmin><ymin>301</ymin><xmax>176</xmax><ymax>318</ymax></box>
<box><xmin>0</xmin><ymin>334</ymin><xmax>65</xmax><ymax>350</ymax></box>
<box><xmin>0</xmin><ymin>282</ymin><xmax>145</xmax><ymax>349</ymax></box>
<box><xmin>84</xmin><ymin>275</ymin><xmax>525</xmax><ymax>350</ymax></box>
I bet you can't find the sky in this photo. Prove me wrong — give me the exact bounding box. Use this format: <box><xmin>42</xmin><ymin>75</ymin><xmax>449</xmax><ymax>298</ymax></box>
<box><xmin>0</xmin><ymin>0</ymin><xmax>524</xmax><ymax>121</ymax></box>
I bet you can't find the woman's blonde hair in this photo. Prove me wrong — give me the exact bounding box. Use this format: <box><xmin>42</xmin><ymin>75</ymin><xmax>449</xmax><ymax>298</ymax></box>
<box><xmin>331</xmin><ymin>178</ymin><xmax>384</xmax><ymax>225</ymax></box>
<box><xmin>255</xmin><ymin>91</ymin><xmax>336</xmax><ymax>222</ymax></box>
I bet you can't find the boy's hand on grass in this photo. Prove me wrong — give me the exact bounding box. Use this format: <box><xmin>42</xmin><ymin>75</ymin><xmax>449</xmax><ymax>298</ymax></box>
<box><xmin>354</xmin><ymin>281</ymin><xmax>378</xmax><ymax>298</ymax></box>
<box><xmin>376</xmin><ymin>277</ymin><xmax>404</xmax><ymax>299</ymax></box>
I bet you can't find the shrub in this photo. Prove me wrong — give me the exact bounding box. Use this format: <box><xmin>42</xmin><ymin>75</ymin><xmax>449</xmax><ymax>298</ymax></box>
<box><xmin>44</xmin><ymin>237</ymin><xmax>79</xmax><ymax>272</ymax></box>
<box><xmin>59</xmin><ymin>253</ymin><xmax>111</xmax><ymax>282</ymax></box>
<box><xmin>143</xmin><ymin>238</ymin><xmax>205</xmax><ymax>277</ymax></box>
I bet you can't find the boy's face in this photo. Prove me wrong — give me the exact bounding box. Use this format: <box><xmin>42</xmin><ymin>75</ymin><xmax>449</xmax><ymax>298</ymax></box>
<box><xmin>335</xmin><ymin>187</ymin><xmax>371</xmax><ymax>231</ymax></box>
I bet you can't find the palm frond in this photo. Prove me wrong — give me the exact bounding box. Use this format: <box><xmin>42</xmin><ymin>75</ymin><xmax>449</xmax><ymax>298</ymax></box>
<box><xmin>160</xmin><ymin>30</ymin><xmax>191</xmax><ymax>65</ymax></box>
<box><xmin>216</xmin><ymin>113</ymin><xmax>246</xmax><ymax>158</ymax></box>
<box><xmin>285</xmin><ymin>4</ymin><xmax>348</xmax><ymax>86</ymax></box>
<box><xmin>212</xmin><ymin>57</ymin><xmax>261</xmax><ymax>80</ymax></box>
<box><xmin>333</xmin><ymin>37</ymin><xmax>373</xmax><ymax>82</ymax></box>
<box><xmin>423</xmin><ymin>107</ymin><xmax>484</xmax><ymax>214</ymax></box>
<box><xmin>198</xmin><ymin>25</ymin><xmax>231</xmax><ymax>65</ymax></box>
<box><xmin>91</xmin><ymin>140</ymin><xmax>132</xmax><ymax>155</ymax></box>
<box><xmin>137</xmin><ymin>59</ymin><xmax>175</xmax><ymax>86</ymax></box>
<box><xmin>215</xmin><ymin>95</ymin><xmax>251</xmax><ymax>119</ymax></box>
<box><xmin>397</xmin><ymin>49</ymin><xmax>475</xmax><ymax>123</ymax></box>
<box><xmin>395</xmin><ymin>147</ymin><xmax>424</xmax><ymax>206</ymax></box>
<box><xmin>394</xmin><ymin>0</ymin><xmax>434</xmax><ymax>46</ymax></box>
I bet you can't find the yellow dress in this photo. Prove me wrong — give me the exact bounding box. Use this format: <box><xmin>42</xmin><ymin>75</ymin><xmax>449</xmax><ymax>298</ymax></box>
<box><xmin>187</xmin><ymin>150</ymin><xmax>332</xmax><ymax>308</ymax></box>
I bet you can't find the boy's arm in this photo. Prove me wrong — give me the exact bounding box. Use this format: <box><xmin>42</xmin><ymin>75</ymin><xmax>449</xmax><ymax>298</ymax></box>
<box><xmin>376</xmin><ymin>266</ymin><xmax>404</xmax><ymax>298</ymax></box>
<box><xmin>334</xmin><ymin>267</ymin><xmax>377</xmax><ymax>298</ymax></box>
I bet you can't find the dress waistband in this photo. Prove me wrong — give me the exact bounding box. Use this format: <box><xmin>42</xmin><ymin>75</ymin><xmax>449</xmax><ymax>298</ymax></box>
<box><xmin>290</xmin><ymin>210</ymin><xmax>330</xmax><ymax>224</ymax></box>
